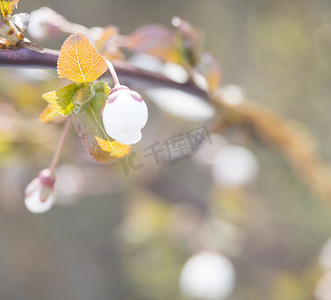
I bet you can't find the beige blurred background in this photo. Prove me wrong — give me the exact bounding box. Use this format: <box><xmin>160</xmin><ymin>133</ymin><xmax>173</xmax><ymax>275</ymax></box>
<box><xmin>1</xmin><ymin>0</ymin><xmax>331</xmax><ymax>299</ymax></box>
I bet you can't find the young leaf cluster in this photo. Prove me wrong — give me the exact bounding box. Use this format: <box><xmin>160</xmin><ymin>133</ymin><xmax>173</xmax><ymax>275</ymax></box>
<box><xmin>41</xmin><ymin>33</ymin><xmax>131</xmax><ymax>164</ymax></box>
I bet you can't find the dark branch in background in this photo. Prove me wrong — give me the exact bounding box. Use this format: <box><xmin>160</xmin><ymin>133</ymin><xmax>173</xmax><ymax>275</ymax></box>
<box><xmin>1</xmin><ymin>46</ymin><xmax>331</xmax><ymax>201</ymax></box>
<box><xmin>0</xmin><ymin>47</ymin><xmax>58</xmax><ymax>68</ymax></box>
<box><xmin>0</xmin><ymin>47</ymin><xmax>208</xmax><ymax>100</ymax></box>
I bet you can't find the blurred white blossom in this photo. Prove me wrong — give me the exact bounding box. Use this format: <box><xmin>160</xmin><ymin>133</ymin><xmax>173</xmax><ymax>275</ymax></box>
<box><xmin>179</xmin><ymin>251</ymin><xmax>235</xmax><ymax>300</ymax></box>
<box><xmin>162</xmin><ymin>62</ymin><xmax>189</xmax><ymax>83</ymax></box>
<box><xmin>218</xmin><ymin>85</ymin><xmax>245</xmax><ymax>106</ymax></box>
<box><xmin>14</xmin><ymin>69</ymin><xmax>53</xmax><ymax>82</ymax></box>
<box><xmin>55</xmin><ymin>164</ymin><xmax>84</xmax><ymax>206</ymax></box>
<box><xmin>129</xmin><ymin>53</ymin><xmax>163</xmax><ymax>72</ymax></box>
<box><xmin>212</xmin><ymin>145</ymin><xmax>259</xmax><ymax>188</ymax></box>
<box><xmin>315</xmin><ymin>271</ymin><xmax>331</xmax><ymax>300</ymax></box>
<box><xmin>319</xmin><ymin>238</ymin><xmax>331</xmax><ymax>270</ymax></box>
<box><xmin>146</xmin><ymin>88</ymin><xmax>215</xmax><ymax>122</ymax></box>
<box><xmin>28</xmin><ymin>7</ymin><xmax>66</xmax><ymax>41</ymax></box>
<box><xmin>193</xmin><ymin>72</ymin><xmax>209</xmax><ymax>91</ymax></box>
<box><xmin>193</xmin><ymin>134</ymin><xmax>228</xmax><ymax>166</ymax></box>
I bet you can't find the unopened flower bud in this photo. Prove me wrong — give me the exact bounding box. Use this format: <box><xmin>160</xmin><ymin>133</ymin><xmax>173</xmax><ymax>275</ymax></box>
<box><xmin>24</xmin><ymin>169</ymin><xmax>56</xmax><ymax>214</ymax></box>
<box><xmin>101</xmin><ymin>85</ymin><xmax>148</xmax><ymax>145</ymax></box>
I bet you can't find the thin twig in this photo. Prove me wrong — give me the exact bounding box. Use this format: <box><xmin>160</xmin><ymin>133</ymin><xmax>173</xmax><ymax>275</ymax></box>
<box><xmin>48</xmin><ymin>118</ymin><xmax>72</xmax><ymax>172</ymax></box>
<box><xmin>104</xmin><ymin>58</ymin><xmax>120</xmax><ymax>86</ymax></box>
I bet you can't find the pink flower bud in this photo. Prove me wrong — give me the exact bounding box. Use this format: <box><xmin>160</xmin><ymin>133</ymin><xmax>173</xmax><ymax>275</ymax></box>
<box><xmin>101</xmin><ymin>85</ymin><xmax>148</xmax><ymax>145</ymax></box>
<box><xmin>24</xmin><ymin>169</ymin><xmax>56</xmax><ymax>214</ymax></box>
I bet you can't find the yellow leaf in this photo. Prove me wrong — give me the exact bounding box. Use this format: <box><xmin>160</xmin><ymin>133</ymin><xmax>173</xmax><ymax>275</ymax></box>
<box><xmin>95</xmin><ymin>136</ymin><xmax>131</xmax><ymax>158</ymax></box>
<box><xmin>57</xmin><ymin>33</ymin><xmax>108</xmax><ymax>83</ymax></box>
<box><xmin>41</xmin><ymin>83</ymin><xmax>77</xmax><ymax>116</ymax></box>
<box><xmin>0</xmin><ymin>0</ymin><xmax>19</xmax><ymax>17</ymax></box>
<box><xmin>39</xmin><ymin>106</ymin><xmax>65</xmax><ymax>124</ymax></box>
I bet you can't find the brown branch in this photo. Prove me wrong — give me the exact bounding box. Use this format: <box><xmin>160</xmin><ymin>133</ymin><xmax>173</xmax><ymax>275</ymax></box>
<box><xmin>0</xmin><ymin>46</ymin><xmax>208</xmax><ymax>99</ymax></box>
<box><xmin>0</xmin><ymin>47</ymin><xmax>58</xmax><ymax>68</ymax></box>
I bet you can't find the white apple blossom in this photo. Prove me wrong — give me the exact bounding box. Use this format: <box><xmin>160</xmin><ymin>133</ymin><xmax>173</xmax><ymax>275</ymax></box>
<box><xmin>101</xmin><ymin>85</ymin><xmax>148</xmax><ymax>145</ymax></box>
<box><xmin>24</xmin><ymin>169</ymin><xmax>55</xmax><ymax>214</ymax></box>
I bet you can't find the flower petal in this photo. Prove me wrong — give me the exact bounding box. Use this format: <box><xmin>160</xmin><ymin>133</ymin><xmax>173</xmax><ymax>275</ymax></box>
<box><xmin>111</xmin><ymin>129</ymin><xmax>142</xmax><ymax>145</ymax></box>
<box><xmin>102</xmin><ymin>89</ymin><xmax>148</xmax><ymax>144</ymax></box>
<box><xmin>121</xmin><ymin>95</ymin><xmax>148</xmax><ymax>131</ymax></box>
<box><xmin>24</xmin><ymin>189</ymin><xmax>54</xmax><ymax>214</ymax></box>
<box><xmin>102</xmin><ymin>100</ymin><xmax>124</xmax><ymax>137</ymax></box>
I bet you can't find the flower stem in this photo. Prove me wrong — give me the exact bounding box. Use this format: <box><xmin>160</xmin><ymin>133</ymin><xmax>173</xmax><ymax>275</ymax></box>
<box><xmin>48</xmin><ymin>118</ymin><xmax>72</xmax><ymax>172</ymax></box>
<box><xmin>105</xmin><ymin>58</ymin><xmax>120</xmax><ymax>86</ymax></box>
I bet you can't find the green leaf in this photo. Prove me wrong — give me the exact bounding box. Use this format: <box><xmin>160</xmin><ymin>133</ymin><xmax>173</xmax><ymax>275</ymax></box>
<box><xmin>73</xmin><ymin>81</ymin><xmax>131</xmax><ymax>164</ymax></box>
<box><xmin>42</xmin><ymin>83</ymin><xmax>77</xmax><ymax>117</ymax></box>
<box><xmin>72</xmin><ymin>83</ymin><xmax>95</xmax><ymax>113</ymax></box>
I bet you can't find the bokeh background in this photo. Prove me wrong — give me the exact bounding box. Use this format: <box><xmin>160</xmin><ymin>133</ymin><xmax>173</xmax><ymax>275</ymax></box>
<box><xmin>1</xmin><ymin>0</ymin><xmax>331</xmax><ymax>299</ymax></box>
